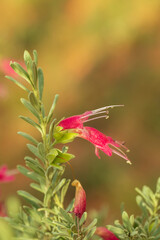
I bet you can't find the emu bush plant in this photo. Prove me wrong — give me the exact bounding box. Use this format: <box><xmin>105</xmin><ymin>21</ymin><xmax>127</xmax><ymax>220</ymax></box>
<box><xmin>0</xmin><ymin>50</ymin><xmax>160</xmax><ymax>240</ymax></box>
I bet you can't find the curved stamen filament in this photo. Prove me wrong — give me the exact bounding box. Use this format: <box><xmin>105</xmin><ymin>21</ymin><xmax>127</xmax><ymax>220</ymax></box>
<box><xmin>84</xmin><ymin>115</ymin><xmax>108</xmax><ymax>123</ymax></box>
<box><xmin>80</xmin><ymin>110</ymin><xmax>107</xmax><ymax>119</ymax></box>
<box><xmin>115</xmin><ymin>140</ymin><xmax>129</xmax><ymax>152</ymax></box>
<box><xmin>109</xmin><ymin>144</ymin><xmax>128</xmax><ymax>157</ymax></box>
<box><xmin>111</xmin><ymin>148</ymin><xmax>131</xmax><ymax>163</ymax></box>
<box><xmin>92</xmin><ymin>105</ymin><xmax>124</xmax><ymax>113</ymax></box>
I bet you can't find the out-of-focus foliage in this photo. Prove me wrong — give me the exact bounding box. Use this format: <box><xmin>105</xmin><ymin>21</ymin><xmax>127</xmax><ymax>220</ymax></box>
<box><xmin>0</xmin><ymin>0</ymin><xmax>160</xmax><ymax>220</ymax></box>
<box><xmin>106</xmin><ymin>177</ymin><xmax>160</xmax><ymax>239</ymax></box>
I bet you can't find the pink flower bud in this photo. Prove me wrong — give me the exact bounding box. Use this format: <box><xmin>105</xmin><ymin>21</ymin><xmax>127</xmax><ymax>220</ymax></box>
<box><xmin>95</xmin><ymin>227</ymin><xmax>119</xmax><ymax>240</ymax></box>
<box><xmin>72</xmin><ymin>179</ymin><xmax>86</xmax><ymax>219</ymax></box>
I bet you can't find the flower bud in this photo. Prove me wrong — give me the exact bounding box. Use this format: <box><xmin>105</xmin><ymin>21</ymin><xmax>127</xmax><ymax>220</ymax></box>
<box><xmin>95</xmin><ymin>227</ymin><xmax>119</xmax><ymax>240</ymax></box>
<box><xmin>72</xmin><ymin>179</ymin><xmax>86</xmax><ymax>219</ymax></box>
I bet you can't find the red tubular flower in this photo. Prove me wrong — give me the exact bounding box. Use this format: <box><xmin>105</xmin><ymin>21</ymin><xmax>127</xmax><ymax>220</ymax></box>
<box><xmin>58</xmin><ymin>105</ymin><xmax>121</xmax><ymax>130</ymax></box>
<box><xmin>0</xmin><ymin>165</ymin><xmax>15</xmax><ymax>183</ymax></box>
<box><xmin>58</xmin><ymin>106</ymin><xmax>131</xmax><ymax>163</ymax></box>
<box><xmin>72</xmin><ymin>179</ymin><xmax>86</xmax><ymax>219</ymax></box>
<box><xmin>95</xmin><ymin>227</ymin><xmax>119</xmax><ymax>240</ymax></box>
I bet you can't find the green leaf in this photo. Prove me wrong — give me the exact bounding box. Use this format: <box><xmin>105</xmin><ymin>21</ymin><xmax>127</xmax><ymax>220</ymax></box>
<box><xmin>17</xmin><ymin>165</ymin><xmax>40</xmax><ymax>182</ymax></box>
<box><xmin>25</xmin><ymin>156</ymin><xmax>45</xmax><ymax>176</ymax></box>
<box><xmin>66</xmin><ymin>199</ymin><xmax>74</xmax><ymax>212</ymax></box>
<box><xmin>47</xmin><ymin>94</ymin><xmax>59</xmax><ymax>123</ymax></box>
<box><xmin>37</xmin><ymin>68</ymin><xmax>44</xmax><ymax>100</ymax></box>
<box><xmin>42</xmin><ymin>218</ymin><xmax>67</xmax><ymax>229</ymax></box>
<box><xmin>84</xmin><ymin>218</ymin><xmax>97</xmax><ymax>232</ymax></box>
<box><xmin>24</xmin><ymin>51</ymin><xmax>34</xmax><ymax>86</ymax></box>
<box><xmin>29</xmin><ymin>91</ymin><xmax>39</xmax><ymax>109</ymax></box>
<box><xmin>122</xmin><ymin>211</ymin><xmax>132</xmax><ymax>232</ymax></box>
<box><xmin>32</xmin><ymin>62</ymin><xmax>37</xmax><ymax>87</ymax></box>
<box><xmin>5</xmin><ymin>76</ymin><xmax>30</xmax><ymax>92</ymax></box>
<box><xmin>46</xmin><ymin>148</ymin><xmax>58</xmax><ymax>163</ymax></box>
<box><xmin>38</xmin><ymin>142</ymin><xmax>45</xmax><ymax>158</ymax></box>
<box><xmin>83</xmin><ymin>226</ymin><xmax>96</xmax><ymax>240</ymax></box>
<box><xmin>30</xmin><ymin>183</ymin><xmax>44</xmax><ymax>193</ymax></box>
<box><xmin>52</xmin><ymin>178</ymin><xmax>66</xmax><ymax>196</ymax></box>
<box><xmin>17</xmin><ymin>190</ymin><xmax>43</xmax><ymax>207</ymax></box>
<box><xmin>20</xmin><ymin>98</ymin><xmax>40</xmax><ymax>120</ymax></box>
<box><xmin>33</xmin><ymin>50</ymin><xmax>38</xmax><ymax>66</ymax></box>
<box><xmin>10</xmin><ymin>62</ymin><xmax>31</xmax><ymax>84</ymax></box>
<box><xmin>59</xmin><ymin>207</ymin><xmax>73</xmax><ymax>224</ymax></box>
<box><xmin>61</xmin><ymin>179</ymin><xmax>70</xmax><ymax>204</ymax></box>
<box><xmin>79</xmin><ymin>212</ymin><xmax>87</xmax><ymax>226</ymax></box>
<box><xmin>41</xmin><ymin>102</ymin><xmax>45</xmax><ymax>118</ymax></box>
<box><xmin>53</xmin><ymin>127</ymin><xmax>78</xmax><ymax>144</ymax></box>
<box><xmin>18</xmin><ymin>131</ymin><xmax>38</xmax><ymax>145</ymax></box>
<box><xmin>24</xmin><ymin>50</ymin><xmax>32</xmax><ymax>67</ymax></box>
<box><xmin>49</xmin><ymin>118</ymin><xmax>56</xmax><ymax>144</ymax></box>
<box><xmin>23</xmin><ymin>206</ymin><xmax>42</xmax><ymax>223</ymax></box>
<box><xmin>27</xmin><ymin>144</ymin><xmax>45</xmax><ymax>163</ymax></box>
<box><xmin>19</xmin><ymin>116</ymin><xmax>42</xmax><ymax>132</ymax></box>
<box><xmin>53</xmin><ymin>150</ymin><xmax>75</xmax><ymax>164</ymax></box>
<box><xmin>107</xmin><ymin>225</ymin><xmax>124</xmax><ymax>236</ymax></box>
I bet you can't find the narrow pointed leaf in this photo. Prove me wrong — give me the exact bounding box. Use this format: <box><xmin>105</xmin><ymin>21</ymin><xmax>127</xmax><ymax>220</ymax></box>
<box><xmin>33</xmin><ymin>50</ymin><xmax>38</xmax><ymax>66</ymax></box>
<box><xmin>29</xmin><ymin>91</ymin><xmax>39</xmax><ymax>109</ymax></box>
<box><xmin>59</xmin><ymin>207</ymin><xmax>73</xmax><ymax>223</ymax></box>
<box><xmin>17</xmin><ymin>165</ymin><xmax>40</xmax><ymax>182</ymax></box>
<box><xmin>38</xmin><ymin>142</ymin><xmax>45</xmax><ymax>158</ymax></box>
<box><xmin>25</xmin><ymin>158</ymin><xmax>45</xmax><ymax>177</ymax></box>
<box><xmin>27</xmin><ymin>144</ymin><xmax>45</xmax><ymax>162</ymax></box>
<box><xmin>61</xmin><ymin>179</ymin><xmax>70</xmax><ymax>204</ymax></box>
<box><xmin>52</xmin><ymin>178</ymin><xmax>66</xmax><ymax>196</ymax></box>
<box><xmin>20</xmin><ymin>98</ymin><xmax>40</xmax><ymax>120</ymax></box>
<box><xmin>17</xmin><ymin>190</ymin><xmax>43</xmax><ymax>207</ymax></box>
<box><xmin>24</xmin><ymin>50</ymin><xmax>32</xmax><ymax>67</ymax></box>
<box><xmin>84</xmin><ymin>218</ymin><xmax>97</xmax><ymax>232</ymax></box>
<box><xmin>30</xmin><ymin>183</ymin><xmax>44</xmax><ymax>193</ymax></box>
<box><xmin>18</xmin><ymin>131</ymin><xmax>38</xmax><ymax>145</ymax></box>
<box><xmin>10</xmin><ymin>62</ymin><xmax>31</xmax><ymax>84</ymax></box>
<box><xmin>49</xmin><ymin>118</ymin><xmax>56</xmax><ymax>144</ymax></box>
<box><xmin>84</xmin><ymin>226</ymin><xmax>96</xmax><ymax>240</ymax></box>
<box><xmin>38</xmin><ymin>68</ymin><xmax>44</xmax><ymax>100</ymax></box>
<box><xmin>79</xmin><ymin>212</ymin><xmax>87</xmax><ymax>226</ymax></box>
<box><xmin>47</xmin><ymin>94</ymin><xmax>59</xmax><ymax>123</ymax></box>
<box><xmin>19</xmin><ymin>116</ymin><xmax>42</xmax><ymax>132</ymax></box>
<box><xmin>32</xmin><ymin>62</ymin><xmax>37</xmax><ymax>87</ymax></box>
<box><xmin>5</xmin><ymin>76</ymin><xmax>30</xmax><ymax>92</ymax></box>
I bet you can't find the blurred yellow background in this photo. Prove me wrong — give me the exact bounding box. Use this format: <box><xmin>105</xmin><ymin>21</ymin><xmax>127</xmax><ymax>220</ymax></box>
<box><xmin>0</xmin><ymin>0</ymin><xmax>160</xmax><ymax>223</ymax></box>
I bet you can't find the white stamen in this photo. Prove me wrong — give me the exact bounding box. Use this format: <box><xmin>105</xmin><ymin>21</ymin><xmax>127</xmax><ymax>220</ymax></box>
<box><xmin>92</xmin><ymin>105</ymin><xmax>124</xmax><ymax>113</ymax></box>
<box><xmin>84</xmin><ymin>115</ymin><xmax>108</xmax><ymax>123</ymax></box>
<box><xmin>80</xmin><ymin>110</ymin><xmax>107</xmax><ymax>119</ymax></box>
<box><xmin>115</xmin><ymin>140</ymin><xmax>129</xmax><ymax>152</ymax></box>
<box><xmin>109</xmin><ymin>144</ymin><xmax>128</xmax><ymax>158</ymax></box>
<box><xmin>111</xmin><ymin>148</ymin><xmax>130</xmax><ymax>162</ymax></box>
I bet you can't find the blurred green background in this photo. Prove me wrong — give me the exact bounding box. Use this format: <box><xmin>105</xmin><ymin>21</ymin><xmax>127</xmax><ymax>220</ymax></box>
<box><xmin>1</xmin><ymin>0</ymin><xmax>160</xmax><ymax>224</ymax></box>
